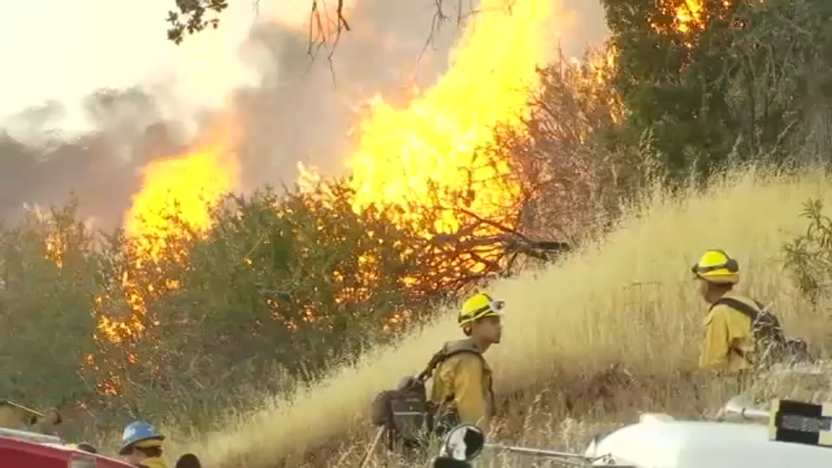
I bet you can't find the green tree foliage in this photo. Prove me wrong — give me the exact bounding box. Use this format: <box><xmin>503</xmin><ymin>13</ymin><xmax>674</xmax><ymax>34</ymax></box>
<box><xmin>0</xmin><ymin>202</ymin><xmax>98</xmax><ymax>407</ymax></box>
<box><xmin>784</xmin><ymin>199</ymin><xmax>832</xmax><ymax>305</ymax></box>
<box><xmin>602</xmin><ymin>0</ymin><xmax>832</xmax><ymax>179</ymax></box>
<box><xmin>166</xmin><ymin>0</ymin><xmax>228</xmax><ymax>44</ymax></box>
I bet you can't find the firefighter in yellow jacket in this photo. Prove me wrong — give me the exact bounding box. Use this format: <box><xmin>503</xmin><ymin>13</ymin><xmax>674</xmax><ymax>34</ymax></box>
<box><xmin>430</xmin><ymin>293</ymin><xmax>502</xmax><ymax>433</ymax></box>
<box><xmin>691</xmin><ymin>249</ymin><xmax>758</xmax><ymax>374</ymax></box>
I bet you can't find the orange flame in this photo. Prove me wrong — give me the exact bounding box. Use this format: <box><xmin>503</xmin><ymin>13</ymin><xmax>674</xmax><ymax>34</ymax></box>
<box><xmin>94</xmin><ymin>118</ymin><xmax>240</xmax><ymax>349</ymax></box>
<box><xmin>346</xmin><ymin>0</ymin><xmax>555</xmax><ymax>234</ymax></box>
<box><xmin>124</xmin><ymin>125</ymin><xmax>240</xmax><ymax>260</ymax></box>
<box><xmin>675</xmin><ymin>0</ymin><xmax>705</xmax><ymax>33</ymax></box>
<box><xmin>292</xmin><ymin>0</ymin><xmax>561</xmax><ymax>326</ymax></box>
<box><xmin>653</xmin><ymin>0</ymin><xmax>734</xmax><ymax>38</ymax></box>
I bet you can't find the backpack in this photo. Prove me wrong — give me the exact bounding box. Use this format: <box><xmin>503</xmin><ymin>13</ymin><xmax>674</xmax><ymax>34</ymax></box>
<box><xmin>713</xmin><ymin>297</ymin><xmax>811</xmax><ymax>367</ymax></box>
<box><xmin>370</xmin><ymin>346</ymin><xmax>483</xmax><ymax>449</ymax></box>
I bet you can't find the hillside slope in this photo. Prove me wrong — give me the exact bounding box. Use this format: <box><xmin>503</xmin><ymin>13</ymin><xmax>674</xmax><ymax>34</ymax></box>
<box><xmin>178</xmin><ymin>169</ymin><xmax>832</xmax><ymax>467</ymax></box>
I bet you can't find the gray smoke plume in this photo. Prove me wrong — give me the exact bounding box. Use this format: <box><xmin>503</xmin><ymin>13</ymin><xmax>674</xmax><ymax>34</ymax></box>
<box><xmin>0</xmin><ymin>89</ymin><xmax>182</xmax><ymax>228</ymax></box>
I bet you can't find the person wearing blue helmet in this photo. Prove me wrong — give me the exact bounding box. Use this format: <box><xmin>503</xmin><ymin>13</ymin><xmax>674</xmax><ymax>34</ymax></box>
<box><xmin>118</xmin><ymin>421</ymin><xmax>168</xmax><ymax>468</ymax></box>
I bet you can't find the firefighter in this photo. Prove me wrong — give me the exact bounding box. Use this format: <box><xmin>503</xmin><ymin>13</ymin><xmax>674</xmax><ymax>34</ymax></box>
<box><xmin>430</xmin><ymin>293</ymin><xmax>502</xmax><ymax>434</ymax></box>
<box><xmin>118</xmin><ymin>421</ymin><xmax>168</xmax><ymax>468</ymax></box>
<box><xmin>691</xmin><ymin>249</ymin><xmax>758</xmax><ymax>374</ymax></box>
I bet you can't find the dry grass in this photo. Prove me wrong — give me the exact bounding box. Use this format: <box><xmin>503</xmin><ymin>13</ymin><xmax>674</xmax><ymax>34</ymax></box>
<box><xmin>170</xmin><ymin>168</ymin><xmax>832</xmax><ymax>467</ymax></box>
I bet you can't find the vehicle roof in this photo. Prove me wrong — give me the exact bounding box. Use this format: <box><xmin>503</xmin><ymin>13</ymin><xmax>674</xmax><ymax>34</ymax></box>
<box><xmin>591</xmin><ymin>419</ymin><xmax>832</xmax><ymax>468</ymax></box>
<box><xmin>1</xmin><ymin>433</ymin><xmax>132</xmax><ymax>467</ymax></box>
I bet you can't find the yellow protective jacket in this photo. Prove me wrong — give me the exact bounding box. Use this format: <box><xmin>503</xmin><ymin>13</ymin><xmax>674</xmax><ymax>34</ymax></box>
<box><xmin>699</xmin><ymin>293</ymin><xmax>757</xmax><ymax>373</ymax></box>
<box><xmin>137</xmin><ymin>457</ymin><xmax>169</xmax><ymax>468</ymax></box>
<box><xmin>429</xmin><ymin>339</ymin><xmax>495</xmax><ymax>431</ymax></box>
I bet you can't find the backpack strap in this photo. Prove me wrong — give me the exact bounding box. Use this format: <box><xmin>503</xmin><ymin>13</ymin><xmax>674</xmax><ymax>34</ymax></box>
<box><xmin>417</xmin><ymin>348</ymin><xmax>448</xmax><ymax>382</ymax></box>
<box><xmin>417</xmin><ymin>347</ymin><xmax>483</xmax><ymax>383</ymax></box>
<box><xmin>419</xmin><ymin>346</ymin><xmax>491</xmax><ymax>426</ymax></box>
<box><xmin>711</xmin><ymin>297</ymin><xmax>761</xmax><ymax>322</ymax></box>
<box><xmin>711</xmin><ymin>297</ymin><xmax>766</xmax><ymax>362</ymax></box>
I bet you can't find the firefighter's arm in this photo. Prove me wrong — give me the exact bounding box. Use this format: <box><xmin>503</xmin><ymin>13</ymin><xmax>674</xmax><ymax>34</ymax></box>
<box><xmin>452</xmin><ymin>355</ymin><xmax>488</xmax><ymax>429</ymax></box>
<box><xmin>699</xmin><ymin>308</ymin><xmax>730</xmax><ymax>370</ymax></box>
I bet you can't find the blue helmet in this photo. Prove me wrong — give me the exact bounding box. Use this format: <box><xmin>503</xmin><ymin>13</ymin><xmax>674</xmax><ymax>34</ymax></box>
<box><xmin>118</xmin><ymin>421</ymin><xmax>165</xmax><ymax>455</ymax></box>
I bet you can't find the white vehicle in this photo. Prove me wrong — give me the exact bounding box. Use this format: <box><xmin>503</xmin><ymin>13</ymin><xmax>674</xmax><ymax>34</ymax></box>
<box><xmin>433</xmin><ymin>399</ymin><xmax>832</xmax><ymax>468</ymax></box>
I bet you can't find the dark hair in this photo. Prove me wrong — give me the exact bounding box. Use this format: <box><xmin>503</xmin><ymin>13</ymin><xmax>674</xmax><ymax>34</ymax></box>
<box><xmin>711</xmin><ymin>282</ymin><xmax>734</xmax><ymax>292</ymax></box>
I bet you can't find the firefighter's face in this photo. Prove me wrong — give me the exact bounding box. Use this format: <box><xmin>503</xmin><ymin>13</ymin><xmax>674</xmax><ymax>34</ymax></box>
<box><xmin>473</xmin><ymin>315</ymin><xmax>502</xmax><ymax>344</ymax></box>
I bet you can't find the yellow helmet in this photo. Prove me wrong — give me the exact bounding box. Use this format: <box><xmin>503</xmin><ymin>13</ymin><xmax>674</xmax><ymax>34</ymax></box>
<box><xmin>691</xmin><ymin>249</ymin><xmax>739</xmax><ymax>285</ymax></box>
<box><xmin>459</xmin><ymin>293</ymin><xmax>504</xmax><ymax>327</ymax></box>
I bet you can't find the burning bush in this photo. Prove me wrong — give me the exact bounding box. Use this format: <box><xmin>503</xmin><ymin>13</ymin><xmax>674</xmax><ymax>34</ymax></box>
<box><xmin>79</xmin><ymin>171</ymin><xmax>570</xmax><ymax>425</ymax></box>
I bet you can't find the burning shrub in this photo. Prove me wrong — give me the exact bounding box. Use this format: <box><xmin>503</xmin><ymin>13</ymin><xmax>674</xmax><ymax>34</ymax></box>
<box><xmin>81</xmin><ymin>175</ymin><xmax>565</xmax><ymax>426</ymax></box>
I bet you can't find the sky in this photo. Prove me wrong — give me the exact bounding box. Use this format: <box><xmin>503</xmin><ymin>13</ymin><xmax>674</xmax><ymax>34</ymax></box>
<box><xmin>1</xmin><ymin>1</ymin><xmax>263</xmax><ymax>139</ymax></box>
<box><xmin>0</xmin><ymin>0</ymin><xmax>608</xmax><ymax>227</ymax></box>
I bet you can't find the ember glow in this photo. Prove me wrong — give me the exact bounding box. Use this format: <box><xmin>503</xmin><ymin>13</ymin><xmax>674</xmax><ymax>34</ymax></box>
<box><xmin>653</xmin><ymin>0</ymin><xmax>734</xmax><ymax>37</ymax></box>
<box><xmin>346</xmin><ymin>0</ymin><xmax>554</xmax><ymax>234</ymax></box>
<box><xmin>44</xmin><ymin>231</ymin><xmax>66</xmax><ymax>269</ymax></box>
<box><xmin>674</xmin><ymin>0</ymin><xmax>706</xmax><ymax>33</ymax></box>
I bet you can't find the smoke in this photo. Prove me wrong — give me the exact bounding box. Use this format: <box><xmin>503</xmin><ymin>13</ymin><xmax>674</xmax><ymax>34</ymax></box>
<box><xmin>0</xmin><ymin>89</ymin><xmax>183</xmax><ymax>227</ymax></box>
<box><xmin>0</xmin><ymin>0</ymin><xmax>607</xmax><ymax>228</ymax></box>
<box><xmin>233</xmin><ymin>0</ymin><xmax>466</xmax><ymax>190</ymax></box>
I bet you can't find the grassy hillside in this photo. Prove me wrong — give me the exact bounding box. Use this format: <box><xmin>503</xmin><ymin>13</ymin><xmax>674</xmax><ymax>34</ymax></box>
<box><xmin>166</xmin><ymin>168</ymin><xmax>831</xmax><ymax>467</ymax></box>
